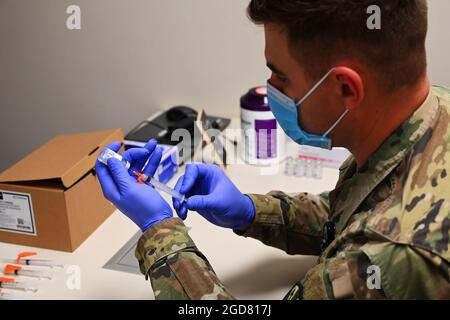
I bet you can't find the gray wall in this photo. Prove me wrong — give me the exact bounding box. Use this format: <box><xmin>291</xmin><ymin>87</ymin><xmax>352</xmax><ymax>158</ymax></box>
<box><xmin>1</xmin><ymin>0</ymin><xmax>449</xmax><ymax>172</ymax></box>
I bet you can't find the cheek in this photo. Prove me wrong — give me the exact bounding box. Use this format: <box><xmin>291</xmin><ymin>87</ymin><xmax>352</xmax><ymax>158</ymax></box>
<box><xmin>297</xmin><ymin>103</ymin><xmax>316</xmax><ymax>132</ymax></box>
<box><xmin>298</xmin><ymin>96</ymin><xmax>339</xmax><ymax>133</ymax></box>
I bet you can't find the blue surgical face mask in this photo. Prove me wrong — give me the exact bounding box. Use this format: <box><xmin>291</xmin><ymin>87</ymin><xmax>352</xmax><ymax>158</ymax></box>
<box><xmin>267</xmin><ymin>68</ymin><xmax>349</xmax><ymax>150</ymax></box>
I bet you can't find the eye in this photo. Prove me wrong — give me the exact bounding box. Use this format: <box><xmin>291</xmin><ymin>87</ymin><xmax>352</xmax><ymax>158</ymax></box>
<box><xmin>276</xmin><ymin>74</ymin><xmax>289</xmax><ymax>84</ymax></box>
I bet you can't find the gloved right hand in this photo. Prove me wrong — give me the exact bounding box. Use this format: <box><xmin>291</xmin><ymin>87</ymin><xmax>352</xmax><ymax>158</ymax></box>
<box><xmin>96</xmin><ymin>142</ymin><xmax>173</xmax><ymax>233</ymax></box>
<box><xmin>172</xmin><ymin>163</ymin><xmax>255</xmax><ymax>230</ymax></box>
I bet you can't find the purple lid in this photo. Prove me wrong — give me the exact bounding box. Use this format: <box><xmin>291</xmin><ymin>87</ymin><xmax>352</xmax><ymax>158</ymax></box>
<box><xmin>240</xmin><ymin>86</ymin><xmax>271</xmax><ymax>112</ymax></box>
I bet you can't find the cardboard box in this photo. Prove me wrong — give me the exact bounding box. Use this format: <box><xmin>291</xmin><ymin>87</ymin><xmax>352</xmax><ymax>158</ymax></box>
<box><xmin>0</xmin><ymin>129</ymin><xmax>124</xmax><ymax>252</ymax></box>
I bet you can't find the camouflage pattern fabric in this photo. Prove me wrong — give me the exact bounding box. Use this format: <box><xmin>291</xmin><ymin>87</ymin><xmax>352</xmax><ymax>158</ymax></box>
<box><xmin>135</xmin><ymin>218</ymin><xmax>235</xmax><ymax>300</ymax></box>
<box><xmin>135</xmin><ymin>86</ymin><xmax>450</xmax><ymax>300</ymax></box>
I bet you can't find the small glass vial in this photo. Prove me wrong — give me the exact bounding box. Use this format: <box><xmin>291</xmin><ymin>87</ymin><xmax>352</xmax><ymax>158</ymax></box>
<box><xmin>304</xmin><ymin>159</ymin><xmax>313</xmax><ymax>179</ymax></box>
<box><xmin>295</xmin><ymin>158</ymin><xmax>305</xmax><ymax>177</ymax></box>
<box><xmin>284</xmin><ymin>157</ymin><xmax>295</xmax><ymax>176</ymax></box>
<box><xmin>313</xmin><ymin>160</ymin><xmax>323</xmax><ymax>180</ymax></box>
<box><xmin>98</xmin><ymin>148</ymin><xmax>131</xmax><ymax>169</ymax></box>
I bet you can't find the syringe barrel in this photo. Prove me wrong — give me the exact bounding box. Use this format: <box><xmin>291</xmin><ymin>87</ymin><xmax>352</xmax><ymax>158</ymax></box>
<box><xmin>0</xmin><ymin>292</ymin><xmax>18</xmax><ymax>300</ymax></box>
<box><xmin>17</xmin><ymin>270</ymin><xmax>53</xmax><ymax>280</ymax></box>
<box><xmin>147</xmin><ymin>176</ymin><xmax>186</xmax><ymax>203</ymax></box>
<box><xmin>26</xmin><ymin>259</ymin><xmax>64</xmax><ymax>268</ymax></box>
<box><xmin>1</xmin><ymin>282</ymin><xmax>38</xmax><ymax>292</ymax></box>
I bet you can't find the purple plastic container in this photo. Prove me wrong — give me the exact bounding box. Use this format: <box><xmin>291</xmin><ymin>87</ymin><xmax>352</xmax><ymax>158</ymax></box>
<box><xmin>240</xmin><ymin>87</ymin><xmax>285</xmax><ymax>165</ymax></box>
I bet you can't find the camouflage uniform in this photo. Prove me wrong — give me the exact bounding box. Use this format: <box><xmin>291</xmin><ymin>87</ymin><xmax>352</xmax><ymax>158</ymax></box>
<box><xmin>135</xmin><ymin>86</ymin><xmax>450</xmax><ymax>300</ymax></box>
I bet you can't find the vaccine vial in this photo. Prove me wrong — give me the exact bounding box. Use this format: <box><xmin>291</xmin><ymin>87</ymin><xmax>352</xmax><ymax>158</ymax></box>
<box><xmin>98</xmin><ymin>148</ymin><xmax>131</xmax><ymax>169</ymax></box>
<box><xmin>284</xmin><ymin>157</ymin><xmax>295</xmax><ymax>176</ymax></box>
<box><xmin>313</xmin><ymin>160</ymin><xmax>323</xmax><ymax>180</ymax></box>
<box><xmin>295</xmin><ymin>158</ymin><xmax>305</xmax><ymax>177</ymax></box>
<box><xmin>304</xmin><ymin>159</ymin><xmax>313</xmax><ymax>179</ymax></box>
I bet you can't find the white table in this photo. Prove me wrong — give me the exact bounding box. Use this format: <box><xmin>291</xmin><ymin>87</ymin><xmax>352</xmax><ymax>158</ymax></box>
<box><xmin>1</xmin><ymin>140</ymin><xmax>340</xmax><ymax>300</ymax></box>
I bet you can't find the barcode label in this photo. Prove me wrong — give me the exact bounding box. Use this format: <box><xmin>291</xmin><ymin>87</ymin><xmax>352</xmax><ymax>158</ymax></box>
<box><xmin>0</xmin><ymin>190</ymin><xmax>36</xmax><ymax>236</ymax></box>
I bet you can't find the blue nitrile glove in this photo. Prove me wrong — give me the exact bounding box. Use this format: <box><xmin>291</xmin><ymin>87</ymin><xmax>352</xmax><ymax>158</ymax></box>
<box><xmin>96</xmin><ymin>141</ymin><xmax>173</xmax><ymax>232</ymax></box>
<box><xmin>121</xmin><ymin>139</ymin><xmax>164</xmax><ymax>179</ymax></box>
<box><xmin>172</xmin><ymin>163</ymin><xmax>255</xmax><ymax>230</ymax></box>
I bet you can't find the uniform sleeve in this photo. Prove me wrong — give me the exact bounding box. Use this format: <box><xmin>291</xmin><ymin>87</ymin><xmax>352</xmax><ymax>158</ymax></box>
<box><xmin>297</xmin><ymin>242</ymin><xmax>450</xmax><ymax>300</ymax></box>
<box><xmin>135</xmin><ymin>217</ymin><xmax>236</xmax><ymax>300</ymax></box>
<box><xmin>234</xmin><ymin>191</ymin><xmax>330</xmax><ymax>256</ymax></box>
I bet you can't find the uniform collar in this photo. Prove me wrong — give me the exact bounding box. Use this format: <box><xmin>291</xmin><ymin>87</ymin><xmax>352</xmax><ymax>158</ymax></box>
<box><xmin>332</xmin><ymin>88</ymin><xmax>440</xmax><ymax>234</ymax></box>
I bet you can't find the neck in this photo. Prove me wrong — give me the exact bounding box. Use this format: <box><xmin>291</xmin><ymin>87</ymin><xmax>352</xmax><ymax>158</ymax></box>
<box><xmin>350</xmin><ymin>77</ymin><xmax>430</xmax><ymax>169</ymax></box>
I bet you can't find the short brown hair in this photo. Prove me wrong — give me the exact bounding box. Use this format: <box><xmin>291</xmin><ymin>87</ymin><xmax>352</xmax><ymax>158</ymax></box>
<box><xmin>248</xmin><ymin>0</ymin><xmax>428</xmax><ymax>91</ymax></box>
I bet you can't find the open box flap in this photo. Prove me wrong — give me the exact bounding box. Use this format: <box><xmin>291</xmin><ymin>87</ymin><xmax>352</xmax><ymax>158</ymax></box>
<box><xmin>0</xmin><ymin>129</ymin><xmax>124</xmax><ymax>188</ymax></box>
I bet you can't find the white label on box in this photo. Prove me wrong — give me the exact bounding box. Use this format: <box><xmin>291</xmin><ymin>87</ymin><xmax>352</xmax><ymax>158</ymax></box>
<box><xmin>0</xmin><ymin>190</ymin><xmax>36</xmax><ymax>236</ymax></box>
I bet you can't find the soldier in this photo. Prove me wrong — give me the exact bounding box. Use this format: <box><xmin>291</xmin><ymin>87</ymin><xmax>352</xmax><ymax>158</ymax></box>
<box><xmin>96</xmin><ymin>0</ymin><xmax>450</xmax><ymax>299</ymax></box>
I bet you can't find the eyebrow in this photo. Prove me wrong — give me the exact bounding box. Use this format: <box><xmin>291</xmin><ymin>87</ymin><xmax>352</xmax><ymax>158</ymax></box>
<box><xmin>266</xmin><ymin>62</ymin><xmax>287</xmax><ymax>77</ymax></box>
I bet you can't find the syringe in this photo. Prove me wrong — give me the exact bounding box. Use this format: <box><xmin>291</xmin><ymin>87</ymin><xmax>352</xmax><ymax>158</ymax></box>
<box><xmin>0</xmin><ymin>251</ymin><xmax>64</xmax><ymax>269</ymax></box>
<box><xmin>0</xmin><ymin>277</ymin><xmax>38</xmax><ymax>293</ymax></box>
<box><xmin>98</xmin><ymin>148</ymin><xmax>186</xmax><ymax>203</ymax></box>
<box><xmin>0</xmin><ymin>258</ymin><xmax>63</xmax><ymax>269</ymax></box>
<box><xmin>133</xmin><ymin>171</ymin><xmax>185</xmax><ymax>203</ymax></box>
<box><xmin>3</xmin><ymin>265</ymin><xmax>53</xmax><ymax>280</ymax></box>
<box><xmin>0</xmin><ymin>289</ymin><xmax>19</xmax><ymax>300</ymax></box>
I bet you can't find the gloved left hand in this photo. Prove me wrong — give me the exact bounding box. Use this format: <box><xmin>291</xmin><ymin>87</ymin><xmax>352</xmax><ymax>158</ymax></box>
<box><xmin>172</xmin><ymin>163</ymin><xmax>255</xmax><ymax>230</ymax></box>
<box><xmin>95</xmin><ymin>141</ymin><xmax>173</xmax><ymax>232</ymax></box>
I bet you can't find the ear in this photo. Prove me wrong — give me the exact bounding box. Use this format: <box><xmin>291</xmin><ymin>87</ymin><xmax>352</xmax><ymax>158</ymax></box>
<box><xmin>332</xmin><ymin>67</ymin><xmax>364</xmax><ymax>111</ymax></box>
